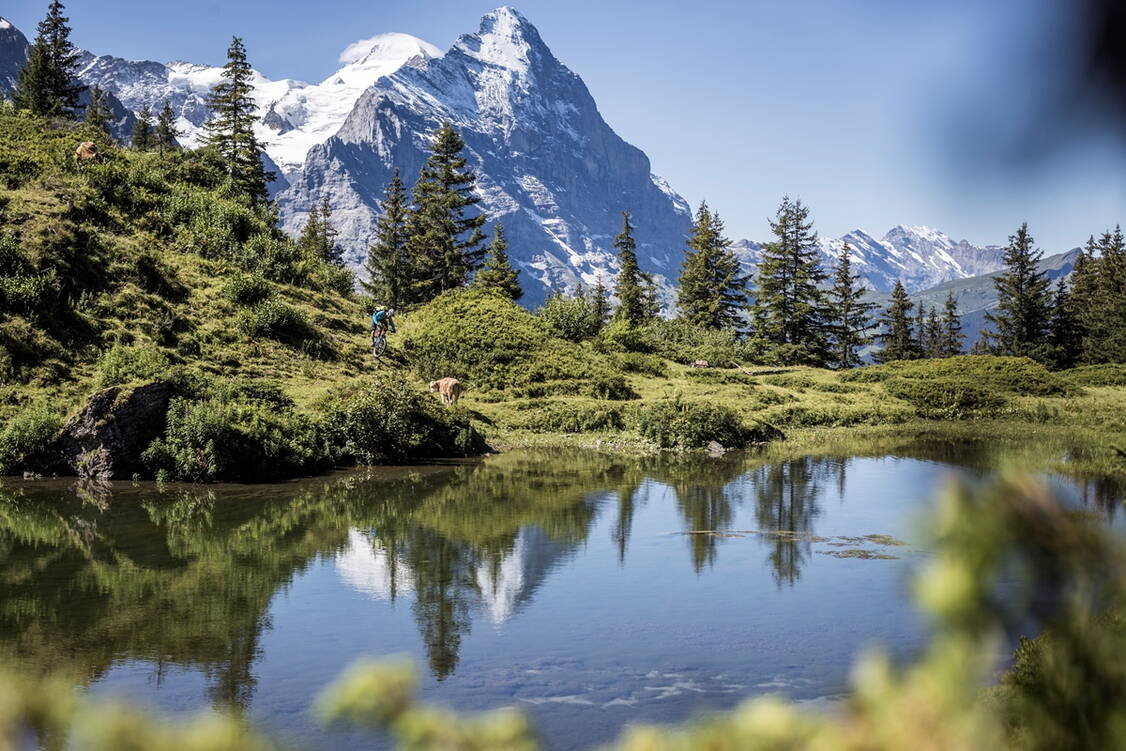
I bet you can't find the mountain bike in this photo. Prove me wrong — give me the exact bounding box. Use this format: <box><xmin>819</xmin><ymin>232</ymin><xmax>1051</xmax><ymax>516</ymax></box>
<box><xmin>371</xmin><ymin>326</ymin><xmax>388</xmax><ymax>359</ymax></box>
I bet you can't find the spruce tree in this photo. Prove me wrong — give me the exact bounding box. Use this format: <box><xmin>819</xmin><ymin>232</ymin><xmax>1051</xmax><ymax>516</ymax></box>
<box><xmin>591</xmin><ymin>274</ymin><xmax>610</xmax><ymax>329</ymax></box>
<box><xmin>981</xmin><ymin>222</ymin><xmax>1052</xmax><ymax>361</ymax></box>
<box><xmin>296</xmin><ymin>198</ymin><xmax>340</xmax><ymax>265</ymax></box>
<box><xmin>924</xmin><ymin>306</ymin><xmax>943</xmax><ymax>359</ymax></box>
<box><xmin>677</xmin><ymin>201</ymin><xmax>749</xmax><ymax>330</ymax></box>
<box><xmin>914</xmin><ymin>304</ymin><xmax>928</xmax><ymax>357</ymax></box>
<box><xmin>14</xmin><ymin>0</ymin><xmax>85</xmax><ymax>118</ymax></box>
<box><xmin>612</xmin><ymin>212</ymin><xmax>652</xmax><ymax>326</ymax></box>
<box><xmin>753</xmin><ymin>196</ymin><xmax>828</xmax><ymax>366</ymax></box>
<box><xmin>1047</xmin><ymin>279</ymin><xmax>1082</xmax><ymax>370</ymax></box>
<box><xmin>131</xmin><ymin>104</ymin><xmax>155</xmax><ymax>150</ymax></box>
<box><xmin>84</xmin><ymin>86</ymin><xmax>112</xmax><ymax>137</ymax></box>
<box><xmin>473</xmin><ymin>222</ymin><xmax>522</xmax><ymax>301</ymax></box>
<box><xmin>825</xmin><ymin>243</ymin><xmax>877</xmax><ymax>369</ymax></box>
<box><xmin>363</xmin><ymin>168</ymin><xmax>412</xmax><ymax>309</ymax></box>
<box><xmin>1093</xmin><ymin>226</ymin><xmax>1126</xmax><ymax>363</ymax></box>
<box><xmin>154</xmin><ymin>101</ymin><xmax>180</xmax><ymax>155</ymax></box>
<box><xmin>405</xmin><ymin>121</ymin><xmax>487</xmax><ymax>301</ymax></box>
<box><xmin>1070</xmin><ymin>236</ymin><xmax>1100</xmax><ymax>363</ymax></box>
<box><xmin>939</xmin><ymin>293</ymin><xmax>964</xmax><ymax>357</ymax></box>
<box><xmin>874</xmin><ymin>280</ymin><xmax>918</xmax><ymax>363</ymax></box>
<box><xmin>204</xmin><ymin>36</ymin><xmax>273</xmax><ymax>203</ymax></box>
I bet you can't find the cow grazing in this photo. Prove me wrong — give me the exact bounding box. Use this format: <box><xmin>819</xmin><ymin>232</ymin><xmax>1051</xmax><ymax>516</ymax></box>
<box><xmin>74</xmin><ymin>141</ymin><xmax>101</xmax><ymax>168</ymax></box>
<box><xmin>429</xmin><ymin>377</ymin><xmax>463</xmax><ymax>406</ymax></box>
<box><xmin>691</xmin><ymin>359</ymin><xmax>710</xmax><ymax>369</ymax></box>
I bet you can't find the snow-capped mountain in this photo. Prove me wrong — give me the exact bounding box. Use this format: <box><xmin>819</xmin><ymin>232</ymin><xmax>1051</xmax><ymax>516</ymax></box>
<box><xmin>733</xmin><ymin>225</ymin><xmax>1005</xmax><ymax>294</ymax></box>
<box><xmin>278</xmin><ymin>7</ymin><xmax>692</xmax><ymax>306</ymax></box>
<box><xmin>75</xmin><ymin>33</ymin><xmax>439</xmax><ymax>175</ymax></box>
<box><xmin>0</xmin><ymin>17</ymin><xmax>29</xmax><ymax>94</ymax></box>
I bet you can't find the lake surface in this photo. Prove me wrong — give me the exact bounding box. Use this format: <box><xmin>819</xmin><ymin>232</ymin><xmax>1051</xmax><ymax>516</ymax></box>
<box><xmin>0</xmin><ymin>446</ymin><xmax>1121</xmax><ymax>749</ymax></box>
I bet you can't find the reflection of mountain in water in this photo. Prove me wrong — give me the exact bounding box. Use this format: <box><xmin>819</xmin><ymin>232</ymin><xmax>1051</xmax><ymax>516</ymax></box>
<box><xmin>337</xmin><ymin>524</ymin><xmax>574</xmax><ymax>625</ymax></box>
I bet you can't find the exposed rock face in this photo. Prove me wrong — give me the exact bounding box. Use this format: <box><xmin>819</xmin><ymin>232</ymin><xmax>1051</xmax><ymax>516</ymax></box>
<box><xmin>60</xmin><ymin>382</ymin><xmax>172</xmax><ymax>479</ymax></box>
<box><xmin>277</xmin><ymin>7</ymin><xmax>692</xmax><ymax>307</ymax></box>
<box><xmin>0</xmin><ymin>16</ymin><xmax>29</xmax><ymax>95</ymax></box>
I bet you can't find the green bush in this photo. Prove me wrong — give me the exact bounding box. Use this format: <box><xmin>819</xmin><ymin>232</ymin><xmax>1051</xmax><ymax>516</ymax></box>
<box><xmin>322</xmin><ymin>265</ymin><xmax>356</xmax><ymax>298</ymax></box>
<box><xmin>596</xmin><ymin>317</ymin><xmax>653</xmax><ymax>353</ymax></box>
<box><xmin>630</xmin><ymin>399</ymin><xmax>769</xmax><ymax>450</ymax></box>
<box><xmin>142</xmin><ymin>394</ymin><xmax>328</xmax><ymax>482</ymax></box>
<box><xmin>640</xmin><ymin>318</ymin><xmax>762</xmax><ymax>365</ymax></box>
<box><xmin>94</xmin><ymin>345</ymin><xmax>172</xmax><ymax>389</ymax></box>
<box><xmin>536</xmin><ymin>292</ymin><xmax>602</xmax><ymax>342</ymax></box>
<box><xmin>764</xmin><ymin>403</ymin><xmax>912</xmax><ymax>427</ymax></box>
<box><xmin>611</xmin><ymin>351</ymin><xmax>667</xmax><ymax>377</ymax></box>
<box><xmin>222</xmin><ymin>274</ymin><xmax>272</xmax><ymax>306</ymax></box>
<box><xmin>319</xmin><ymin>374</ymin><xmax>484</xmax><ymax>464</ymax></box>
<box><xmin>515</xmin><ymin>402</ymin><xmax>625</xmax><ymax>433</ymax></box>
<box><xmin>1061</xmin><ymin>364</ymin><xmax>1126</xmax><ymax>387</ymax></box>
<box><xmin>237</xmin><ymin>297</ymin><xmax>307</xmax><ymax>339</ymax></box>
<box><xmin>401</xmin><ymin>288</ymin><xmax>630</xmax><ymax>397</ymax></box>
<box><xmin>883</xmin><ymin>376</ymin><xmax>1008</xmax><ymax>419</ymax></box>
<box><xmin>0</xmin><ymin>403</ymin><xmax>61</xmax><ymax>475</ymax></box>
<box><xmin>854</xmin><ymin>356</ymin><xmax>1072</xmax><ymax>396</ymax></box>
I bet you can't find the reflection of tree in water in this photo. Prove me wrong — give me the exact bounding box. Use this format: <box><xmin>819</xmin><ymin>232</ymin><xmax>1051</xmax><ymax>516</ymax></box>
<box><xmin>749</xmin><ymin>458</ymin><xmax>834</xmax><ymax>586</ymax></box>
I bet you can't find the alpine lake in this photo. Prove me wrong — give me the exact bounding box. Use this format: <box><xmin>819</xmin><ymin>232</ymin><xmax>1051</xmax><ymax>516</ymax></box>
<box><xmin>1</xmin><ymin>441</ymin><xmax>1122</xmax><ymax>749</ymax></box>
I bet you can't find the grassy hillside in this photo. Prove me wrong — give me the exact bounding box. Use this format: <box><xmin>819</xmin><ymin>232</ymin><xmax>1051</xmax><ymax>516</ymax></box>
<box><xmin>0</xmin><ymin>112</ymin><xmax>1123</xmax><ymax>482</ymax></box>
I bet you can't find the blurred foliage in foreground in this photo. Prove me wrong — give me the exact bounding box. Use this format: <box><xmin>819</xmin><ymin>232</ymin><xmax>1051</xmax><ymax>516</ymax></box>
<box><xmin>2</xmin><ymin>474</ymin><xmax>1125</xmax><ymax>750</ymax></box>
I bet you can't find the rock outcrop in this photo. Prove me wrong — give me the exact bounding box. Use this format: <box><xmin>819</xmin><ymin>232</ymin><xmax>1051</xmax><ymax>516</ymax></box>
<box><xmin>60</xmin><ymin>381</ymin><xmax>172</xmax><ymax>479</ymax></box>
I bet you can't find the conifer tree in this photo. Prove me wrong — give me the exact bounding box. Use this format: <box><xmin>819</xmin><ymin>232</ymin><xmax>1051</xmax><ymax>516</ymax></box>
<box><xmin>924</xmin><ymin>306</ymin><xmax>943</xmax><ymax>359</ymax></box>
<box><xmin>1047</xmin><ymin>279</ymin><xmax>1082</xmax><ymax>370</ymax></box>
<box><xmin>154</xmin><ymin>101</ymin><xmax>180</xmax><ymax>155</ymax></box>
<box><xmin>204</xmin><ymin>36</ymin><xmax>273</xmax><ymax>203</ymax></box>
<box><xmin>1070</xmin><ymin>236</ymin><xmax>1100</xmax><ymax>362</ymax></box>
<box><xmin>612</xmin><ymin>212</ymin><xmax>653</xmax><ymax>326</ymax></box>
<box><xmin>131</xmin><ymin>104</ymin><xmax>155</xmax><ymax>150</ymax></box>
<box><xmin>939</xmin><ymin>293</ymin><xmax>964</xmax><ymax>357</ymax></box>
<box><xmin>874</xmin><ymin>280</ymin><xmax>918</xmax><ymax>363</ymax></box>
<box><xmin>296</xmin><ymin>198</ymin><xmax>340</xmax><ymax>265</ymax></box>
<box><xmin>981</xmin><ymin>223</ymin><xmax>1052</xmax><ymax>361</ymax></box>
<box><xmin>825</xmin><ymin>243</ymin><xmax>877</xmax><ymax>369</ymax></box>
<box><xmin>914</xmin><ymin>304</ymin><xmax>928</xmax><ymax>357</ymax></box>
<box><xmin>84</xmin><ymin>85</ymin><xmax>112</xmax><ymax>137</ymax></box>
<box><xmin>752</xmin><ymin>196</ymin><xmax>828</xmax><ymax>366</ymax></box>
<box><xmin>591</xmin><ymin>274</ymin><xmax>610</xmax><ymax>329</ymax></box>
<box><xmin>677</xmin><ymin>202</ymin><xmax>749</xmax><ymax>330</ymax></box>
<box><xmin>473</xmin><ymin>222</ymin><xmax>522</xmax><ymax>301</ymax></box>
<box><xmin>363</xmin><ymin>168</ymin><xmax>412</xmax><ymax>309</ymax></box>
<box><xmin>14</xmin><ymin>1</ymin><xmax>85</xmax><ymax>118</ymax></box>
<box><xmin>405</xmin><ymin>121</ymin><xmax>487</xmax><ymax>301</ymax></box>
<box><xmin>1092</xmin><ymin>226</ymin><xmax>1126</xmax><ymax>363</ymax></box>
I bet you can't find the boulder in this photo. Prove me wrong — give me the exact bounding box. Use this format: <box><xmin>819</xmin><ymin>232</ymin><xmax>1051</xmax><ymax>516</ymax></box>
<box><xmin>60</xmin><ymin>381</ymin><xmax>172</xmax><ymax>479</ymax></box>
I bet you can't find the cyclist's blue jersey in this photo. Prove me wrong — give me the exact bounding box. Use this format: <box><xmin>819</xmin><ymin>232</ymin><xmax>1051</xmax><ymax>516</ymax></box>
<box><xmin>371</xmin><ymin>309</ymin><xmax>395</xmax><ymax>333</ymax></box>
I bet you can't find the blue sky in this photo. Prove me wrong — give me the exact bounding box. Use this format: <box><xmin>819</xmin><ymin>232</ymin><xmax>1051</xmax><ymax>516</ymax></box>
<box><xmin>6</xmin><ymin>0</ymin><xmax>1123</xmax><ymax>251</ymax></box>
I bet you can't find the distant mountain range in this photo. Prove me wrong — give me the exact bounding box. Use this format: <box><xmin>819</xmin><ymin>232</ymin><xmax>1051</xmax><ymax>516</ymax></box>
<box><xmin>0</xmin><ymin>8</ymin><xmax>1084</xmax><ymax>313</ymax></box>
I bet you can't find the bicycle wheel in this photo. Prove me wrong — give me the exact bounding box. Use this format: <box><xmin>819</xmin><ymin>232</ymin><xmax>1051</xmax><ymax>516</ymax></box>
<box><xmin>372</xmin><ymin>335</ymin><xmax>387</xmax><ymax>358</ymax></box>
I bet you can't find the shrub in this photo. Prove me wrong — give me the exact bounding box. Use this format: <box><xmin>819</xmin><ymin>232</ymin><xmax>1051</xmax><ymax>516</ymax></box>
<box><xmin>516</xmin><ymin>402</ymin><xmax>625</xmax><ymax>433</ymax></box>
<box><xmin>1061</xmin><ymin>364</ymin><xmax>1126</xmax><ymax>387</ymax></box>
<box><xmin>638</xmin><ymin>318</ymin><xmax>761</xmax><ymax>365</ymax></box>
<box><xmin>142</xmin><ymin>394</ymin><xmax>328</xmax><ymax>482</ymax></box>
<box><xmin>536</xmin><ymin>293</ymin><xmax>602</xmax><ymax>342</ymax></box>
<box><xmin>94</xmin><ymin>345</ymin><xmax>171</xmax><ymax>389</ymax></box>
<box><xmin>238</xmin><ymin>232</ymin><xmax>314</xmax><ymax>285</ymax></box>
<box><xmin>883</xmin><ymin>377</ymin><xmax>1008</xmax><ymax>419</ymax></box>
<box><xmin>222</xmin><ymin>274</ymin><xmax>272</xmax><ymax>306</ymax></box>
<box><xmin>401</xmin><ymin>288</ymin><xmax>629</xmax><ymax>396</ymax></box>
<box><xmin>237</xmin><ymin>297</ymin><xmax>307</xmax><ymax>339</ymax></box>
<box><xmin>630</xmin><ymin>399</ymin><xmax>769</xmax><ymax>450</ymax></box>
<box><xmin>0</xmin><ymin>403</ymin><xmax>61</xmax><ymax>475</ymax></box>
<box><xmin>612</xmin><ymin>351</ymin><xmax>667</xmax><ymax>377</ymax></box>
<box><xmin>596</xmin><ymin>317</ymin><xmax>652</xmax><ymax>354</ymax></box>
<box><xmin>319</xmin><ymin>374</ymin><xmax>484</xmax><ymax>463</ymax></box>
<box><xmin>764</xmin><ymin>403</ymin><xmax>912</xmax><ymax>427</ymax></box>
<box><xmin>322</xmin><ymin>265</ymin><xmax>356</xmax><ymax>298</ymax></box>
<box><xmin>853</xmin><ymin>356</ymin><xmax>1072</xmax><ymax>396</ymax></box>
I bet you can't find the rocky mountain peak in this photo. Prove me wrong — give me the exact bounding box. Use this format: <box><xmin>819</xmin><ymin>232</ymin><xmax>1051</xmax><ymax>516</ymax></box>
<box><xmin>454</xmin><ymin>6</ymin><xmax>549</xmax><ymax>73</ymax></box>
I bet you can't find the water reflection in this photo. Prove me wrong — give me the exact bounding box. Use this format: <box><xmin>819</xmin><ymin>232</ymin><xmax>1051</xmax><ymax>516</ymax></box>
<box><xmin>0</xmin><ymin>448</ymin><xmax>1120</xmax><ymax>716</ymax></box>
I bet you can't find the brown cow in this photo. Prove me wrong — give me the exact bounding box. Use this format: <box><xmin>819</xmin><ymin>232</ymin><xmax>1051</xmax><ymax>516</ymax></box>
<box><xmin>429</xmin><ymin>377</ymin><xmax>463</xmax><ymax>406</ymax></box>
<box><xmin>74</xmin><ymin>141</ymin><xmax>101</xmax><ymax>168</ymax></box>
<box><xmin>691</xmin><ymin>359</ymin><xmax>710</xmax><ymax>369</ymax></box>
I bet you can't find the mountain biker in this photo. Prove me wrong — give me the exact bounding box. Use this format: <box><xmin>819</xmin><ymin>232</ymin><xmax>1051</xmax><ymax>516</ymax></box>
<box><xmin>371</xmin><ymin>307</ymin><xmax>396</xmax><ymax>345</ymax></box>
